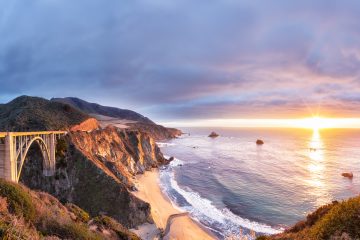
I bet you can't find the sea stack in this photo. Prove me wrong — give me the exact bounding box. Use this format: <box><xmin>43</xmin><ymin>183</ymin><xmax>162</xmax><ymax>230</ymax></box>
<box><xmin>342</xmin><ymin>172</ymin><xmax>354</xmax><ymax>179</ymax></box>
<box><xmin>256</xmin><ymin>139</ymin><xmax>264</xmax><ymax>145</ymax></box>
<box><xmin>208</xmin><ymin>131</ymin><xmax>219</xmax><ymax>138</ymax></box>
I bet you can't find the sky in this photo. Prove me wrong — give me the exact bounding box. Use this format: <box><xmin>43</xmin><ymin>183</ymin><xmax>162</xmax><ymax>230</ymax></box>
<box><xmin>1</xmin><ymin>0</ymin><xmax>360</xmax><ymax>124</ymax></box>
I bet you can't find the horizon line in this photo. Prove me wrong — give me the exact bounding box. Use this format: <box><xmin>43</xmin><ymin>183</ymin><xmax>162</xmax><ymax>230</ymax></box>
<box><xmin>160</xmin><ymin>117</ymin><xmax>360</xmax><ymax>129</ymax></box>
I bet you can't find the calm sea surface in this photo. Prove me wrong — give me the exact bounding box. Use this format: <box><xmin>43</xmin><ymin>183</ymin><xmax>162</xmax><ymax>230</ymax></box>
<box><xmin>157</xmin><ymin>127</ymin><xmax>360</xmax><ymax>239</ymax></box>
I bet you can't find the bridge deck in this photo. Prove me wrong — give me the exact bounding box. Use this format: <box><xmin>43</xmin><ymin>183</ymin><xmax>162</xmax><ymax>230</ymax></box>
<box><xmin>0</xmin><ymin>131</ymin><xmax>67</xmax><ymax>138</ymax></box>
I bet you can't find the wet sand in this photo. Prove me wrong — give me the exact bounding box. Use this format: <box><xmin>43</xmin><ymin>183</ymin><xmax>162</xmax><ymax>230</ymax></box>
<box><xmin>133</xmin><ymin>169</ymin><xmax>216</xmax><ymax>240</ymax></box>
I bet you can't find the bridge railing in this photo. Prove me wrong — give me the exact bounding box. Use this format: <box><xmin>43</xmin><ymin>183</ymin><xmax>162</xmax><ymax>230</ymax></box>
<box><xmin>0</xmin><ymin>131</ymin><xmax>67</xmax><ymax>138</ymax></box>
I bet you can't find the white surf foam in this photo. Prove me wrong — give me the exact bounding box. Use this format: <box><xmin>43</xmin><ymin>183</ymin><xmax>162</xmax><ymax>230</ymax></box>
<box><xmin>156</xmin><ymin>142</ymin><xmax>176</xmax><ymax>147</ymax></box>
<box><xmin>163</xmin><ymin>155</ymin><xmax>185</xmax><ymax>167</ymax></box>
<box><xmin>161</xmin><ymin>170</ymin><xmax>283</xmax><ymax>236</ymax></box>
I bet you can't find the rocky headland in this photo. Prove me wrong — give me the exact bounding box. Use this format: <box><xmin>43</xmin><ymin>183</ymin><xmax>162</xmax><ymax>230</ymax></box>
<box><xmin>0</xmin><ymin>95</ymin><xmax>180</xmax><ymax>239</ymax></box>
<box><xmin>52</xmin><ymin>97</ymin><xmax>182</xmax><ymax>140</ymax></box>
<box><xmin>1</xmin><ymin>95</ymin><xmax>359</xmax><ymax>240</ymax></box>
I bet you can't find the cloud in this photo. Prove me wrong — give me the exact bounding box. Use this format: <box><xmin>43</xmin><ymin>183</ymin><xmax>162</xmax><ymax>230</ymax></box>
<box><xmin>1</xmin><ymin>0</ymin><xmax>360</xmax><ymax>120</ymax></box>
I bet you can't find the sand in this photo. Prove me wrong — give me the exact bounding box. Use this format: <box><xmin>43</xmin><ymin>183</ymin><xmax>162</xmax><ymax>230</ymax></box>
<box><xmin>132</xmin><ymin>169</ymin><xmax>216</xmax><ymax>240</ymax></box>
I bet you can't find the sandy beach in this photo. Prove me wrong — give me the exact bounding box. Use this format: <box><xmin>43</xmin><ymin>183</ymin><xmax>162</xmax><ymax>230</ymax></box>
<box><xmin>132</xmin><ymin>169</ymin><xmax>216</xmax><ymax>240</ymax></box>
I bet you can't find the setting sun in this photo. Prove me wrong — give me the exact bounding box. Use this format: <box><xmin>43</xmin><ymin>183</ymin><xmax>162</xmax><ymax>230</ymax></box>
<box><xmin>295</xmin><ymin>117</ymin><xmax>360</xmax><ymax>129</ymax></box>
<box><xmin>298</xmin><ymin>117</ymin><xmax>331</xmax><ymax>130</ymax></box>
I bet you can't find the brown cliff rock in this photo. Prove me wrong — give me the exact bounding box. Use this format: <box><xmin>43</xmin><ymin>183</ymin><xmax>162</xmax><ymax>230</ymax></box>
<box><xmin>70</xmin><ymin>118</ymin><xmax>99</xmax><ymax>132</ymax></box>
<box><xmin>20</xmin><ymin>126</ymin><xmax>165</xmax><ymax>228</ymax></box>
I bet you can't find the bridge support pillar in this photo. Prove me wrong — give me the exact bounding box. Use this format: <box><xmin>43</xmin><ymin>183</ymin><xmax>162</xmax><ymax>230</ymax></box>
<box><xmin>43</xmin><ymin>133</ymin><xmax>56</xmax><ymax>176</ymax></box>
<box><xmin>4</xmin><ymin>133</ymin><xmax>16</xmax><ymax>182</ymax></box>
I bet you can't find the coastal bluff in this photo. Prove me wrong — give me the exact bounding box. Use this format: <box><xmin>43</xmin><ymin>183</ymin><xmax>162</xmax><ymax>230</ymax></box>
<box><xmin>0</xmin><ymin>95</ymin><xmax>180</xmax><ymax>238</ymax></box>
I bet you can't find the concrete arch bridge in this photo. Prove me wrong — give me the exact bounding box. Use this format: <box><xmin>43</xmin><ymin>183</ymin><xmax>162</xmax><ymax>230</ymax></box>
<box><xmin>0</xmin><ymin>131</ymin><xmax>66</xmax><ymax>183</ymax></box>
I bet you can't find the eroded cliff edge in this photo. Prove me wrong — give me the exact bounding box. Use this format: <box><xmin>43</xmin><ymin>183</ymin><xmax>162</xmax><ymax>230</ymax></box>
<box><xmin>0</xmin><ymin>95</ymin><xmax>179</xmax><ymax>231</ymax></box>
<box><xmin>20</xmin><ymin>126</ymin><xmax>168</xmax><ymax>228</ymax></box>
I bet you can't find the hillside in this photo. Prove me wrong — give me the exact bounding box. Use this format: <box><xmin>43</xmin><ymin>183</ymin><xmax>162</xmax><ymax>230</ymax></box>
<box><xmin>0</xmin><ymin>95</ymin><xmax>171</xmax><ymax>237</ymax></box>
<box><xmin>0</xmin><ymin>96</ymin><xmax>90</xmax><ymax>131</ymax></box>
<box><xmin>52</xmin><ymin>97</ymin><xmax>154</xmax><ymax>124</ymax></box>
<box><xmin>257</xmin><ymin>197</ymin><xmax>360</xmax><ymax>240</ymax></box>
<box><xmin>19</xmin><ymin>127</ymin><xmax>166</xmax><ymax>227</ymax></box>
<box><xmin>0</xmin><ymin>178</ymin><xmax>140</xmax><ymax>239</ymax></box>
<box><xmin>52</xmin><ymin>97</ymin><xmax>182</xmax><ymax>140</ymax></box>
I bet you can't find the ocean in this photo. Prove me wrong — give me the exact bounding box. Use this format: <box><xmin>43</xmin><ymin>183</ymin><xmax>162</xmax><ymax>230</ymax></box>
<box><xmin>157</xmin><ymin>127</ymin><xmax>360</xmax><ymax>239</ymax></box>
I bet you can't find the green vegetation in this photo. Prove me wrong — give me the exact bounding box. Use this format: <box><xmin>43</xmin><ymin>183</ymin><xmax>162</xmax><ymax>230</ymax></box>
<box><xmin>309</xmin><ymin>197</ymin><xmax>360</xmax><ymax>239</ymax></box>
<box><xmin>93</xmin><ymin>215</ymin><xmax>141</xmax><ymax>240</ymax></box>
<box><xmin>56</xmin><ymin>138</ymin><xmax>67</xmax><ymax>158</ymax></box>
<box><xmin>257</xmin><ymin>197</ymin><xmax>360</xmax><ymax>240</ymax></box>
<box><xmin>0</xmin><ymin>95</ymin><xmax>89</xmax><ymax>131</ymax></box>
<box><xmin>0</xmin><ymin>179</ymin><xmax>35</xmax><ymax>222</ymax></box>
<box><xmin>66</xmin><ymin>203</ymin><xmax>90</xmax><ymax>222</ymax></box>
<box><xmin>0</xmin><ymin>179</ymin><xmax>140</xmax><ymax>240</ymax></box>
<box><xmin>37</xmin><ymin>219</ymin><xmax>102</xmax><ymax>240</ymax></box>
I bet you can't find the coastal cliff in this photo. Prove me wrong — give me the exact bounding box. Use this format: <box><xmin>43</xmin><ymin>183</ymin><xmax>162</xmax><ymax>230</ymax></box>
<box><xmin>0</xmin><ymin>96</ymin><xmax>178</xmax><ymax>232</ymax></box>
<box><xmin>20</xmin><ymin>126</ymin><xmax>166</xmax><ymax>227</ymax></box>
<box><xmin>52</xmin><ymin>97</ymin><xmax>182</xmax><ymax>140</ymax></box>
<box><xmin>0</xmin><ymin>179</ymin><xmax>140</xmax><ymax>239</ymax></box>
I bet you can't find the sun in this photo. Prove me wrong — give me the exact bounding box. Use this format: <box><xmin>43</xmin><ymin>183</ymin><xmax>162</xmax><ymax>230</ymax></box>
<box><xmin>299</xmin><ymin>117</ymin><xmax>332</xmax><ymax>130</ymax></box>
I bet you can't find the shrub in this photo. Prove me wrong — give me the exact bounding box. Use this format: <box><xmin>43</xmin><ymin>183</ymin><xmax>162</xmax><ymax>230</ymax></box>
<box><xmin>55</xmin><ymin>138</ymin><xmax>67</xmax><ymax>159</ymax></box>
<box><xmin>0</xmin><ymin>179</ymin><xmax>35</xmax><ymax>222</ymax></box>
<box><xmin>65</xmin><ymin>203</ymin><xmax>90</xmax><ymax>222</ymax></box>
<box><xmin>38</xmin><ymin>218</ymin><xmax>102</xmax><ymax>240</ymax></box>
<box><xmin>310</xmin><ymin>197</ymin><xmax>360</xmax><ymax>239</ymax></box>
<box><xmin>93</xmin><ymin>215</ymin><xmax>140</xmax><ymax>240</ymax></box>
<box><xmin>0</xmin><ymin>212</ymin><xmax>40</xmax><ymax>239</ymax></box>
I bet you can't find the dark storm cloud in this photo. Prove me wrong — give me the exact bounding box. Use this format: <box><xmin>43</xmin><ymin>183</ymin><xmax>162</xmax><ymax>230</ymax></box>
<box><xmin>1</xmin><ymin>0</ymin><xmax>360</xmax><ymax>120</ymax></box>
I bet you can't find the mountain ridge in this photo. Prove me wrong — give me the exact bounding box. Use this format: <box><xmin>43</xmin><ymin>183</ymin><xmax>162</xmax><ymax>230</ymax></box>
<box><xmin>51</xmin><ymin>97</ymin><xmax>154</xmax><ymax>124</ymax></box>
<box><xmin>0</xmin><ymin>96</ymin><xmax>90</xmax><ymax>131</ymax></box>
<box><xmin>51</xmin><ymin>96</ymin><xmax>182</xmax><ymax>140</ymax></box>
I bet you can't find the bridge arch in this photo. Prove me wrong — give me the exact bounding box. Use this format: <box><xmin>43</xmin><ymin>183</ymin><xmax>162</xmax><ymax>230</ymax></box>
<box><xmin>0</xmin><ymin>131</ymin><xmax>67</xmax><ymax>182</ymax></box>
<box><xmin>16</xmin><ymin>136</ymin><xmax>52</xmax><ymax>182</ymax></box>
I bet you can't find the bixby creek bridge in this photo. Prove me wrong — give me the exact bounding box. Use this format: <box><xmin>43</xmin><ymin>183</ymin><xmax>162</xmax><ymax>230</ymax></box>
<box><xmin>0</xmin><ymin>131</ymin><xmax>67</xmax><ymax>183</ymax></box>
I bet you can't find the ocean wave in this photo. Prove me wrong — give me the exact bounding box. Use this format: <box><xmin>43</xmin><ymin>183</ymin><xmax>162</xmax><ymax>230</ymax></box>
<box><xmin>160</xmin><ymin>170</ymin><xmax>283</xmax><ymax>238</ymax></box>
<box><xmin>163</xmin><ymin>155</ymin><xmax>185</xmax><ymax>167</ymax></box>
<box><xmin>156</xmin><ymin>142</ymin><xmax>176</xmax><ymax>147</ymax></box>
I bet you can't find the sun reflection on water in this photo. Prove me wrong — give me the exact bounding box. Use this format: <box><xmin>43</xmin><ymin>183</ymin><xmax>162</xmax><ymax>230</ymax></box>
<box><xmin>306</xmin><ymin>129</ymin><xmax>332</xmax><ymax>207</ymax></box>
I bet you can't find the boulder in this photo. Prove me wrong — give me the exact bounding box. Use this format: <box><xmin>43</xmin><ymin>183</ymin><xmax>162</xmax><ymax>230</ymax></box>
<box><xmin>256</xmin><ymin>139</ymin><xmax>264</xmax><ymax>145</ymax></box>
<box><xmin>342</xmin><ymin>172</ymin><xmax>353</xmax><ymax>179</ymax></box>
<box><xmin>208</xmin><ymin>132</ymin><xmax>219</xmax><ymax>138</ymax></box>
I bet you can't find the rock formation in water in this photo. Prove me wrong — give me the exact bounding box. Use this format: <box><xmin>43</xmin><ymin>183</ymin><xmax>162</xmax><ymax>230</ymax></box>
<box><xmin>342</xmin><ymin>172</ymin><xmax>354</xmax><ymax>179</ymax></box>
<box><xmin>256</xmin><ymin>139</ymin><xmax>264</xmax><ymax>145</ymax></box>
<box><xmin>208</xmin><ymin>131</ymin><xmax>219</xmax><ymax>138</ymax></box>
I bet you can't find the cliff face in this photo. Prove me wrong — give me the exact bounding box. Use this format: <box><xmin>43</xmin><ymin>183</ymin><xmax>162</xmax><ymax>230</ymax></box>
<box><xmin>70</xmin><ymin>126</ymin><xmax>166</xmax><ymax>186</ymax></box>
<box><xmin>128</xmin><ymin>122</ymin><xmax>182</xmax><ymax>141</ymax></box>
<box><xmin>20</xmin><ymin>126</ymin><xmax>165</xmax><ymax>228</ymax></box>
<box><xmin>70</xmin><ymin>118</ymin><xmax>100</xmax><ymax>131</ymax></box>
<box><xmin>0</xmin><ymin>95</ymin><xmax>175</xmax><ymax>230</ymax></box>
<box><xmin>0</xmin><ymin>179</ymin><xmax>140</xmax><ymax>239</ymax></box>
